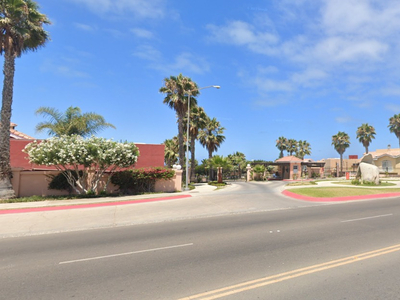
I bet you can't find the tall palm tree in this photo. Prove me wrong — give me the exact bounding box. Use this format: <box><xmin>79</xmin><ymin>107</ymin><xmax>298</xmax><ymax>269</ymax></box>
<box><xmin>183</xmin><ymin>105</ymin><xmax>207</xmax><ymax>181</ymax></box>
<box><xmin>0</xmin><ymin>0</ymin><xmax>50</xmax><ymax>199</ymax></box>
<box><xmin>356</xmin><ymin>123</ymin><xmax>376</xmax><ymax>154</ymax></box>
<box><xmin>296</xmin><ymin>140</ymin><xmax>312</xmax><ymax>159</ymax></box>
<box><xmin>287</xmin><ymin>139</ymin><xmax>297</xmax><ymax>156</ymax></box>
<box><xmin>199</xmin><ymin>117</ymin><xmax>225</xmax><ymax>180</ymax></box>
<box><xmin>160</xmin><ymin>74</ymin><xmax>199</xmax><ymax>170</ymax></box>
<box><xmin>276</xmin><ymin>136</ymin><xmax>288</xmax><ymax>158</ymax></box>
<box><xmin>388</xmin><ymin>114</ymin><xmax>400</xmax><ymax>148</ymax></box>
<box><xmin>332</xmin><ymin>131</ymin><xmax>350</xmax><ymax>175</ymax></box>
<box><xmin>35</xmin><ymin>106</ymin><xmax>116</xmax><ymax>137</ymax></box>
<box><xmin>163</xmin><ymin>136</ymin><xmax>179</xmax><ymax>168</ymax></box>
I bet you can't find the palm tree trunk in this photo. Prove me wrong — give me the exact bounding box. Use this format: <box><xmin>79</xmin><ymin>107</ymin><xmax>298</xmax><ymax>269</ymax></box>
<box><xmin>0</xmin><ymin>52</ymin><xmax>16</xmax><ymax>199</ymax></box>
<box><xmin>208</xmin><ymin>149</ymin><xmax>214</xmax><ymax>181</ymax></box>
<box><xmin>340</xmin><ymin>153</ymin><xmax>343</xmax><ymax>175</ymax></box>
<box><xmin>190</xmin><ymin>136</ymin><xmax>196</xmax><ymax>182</ymax></box>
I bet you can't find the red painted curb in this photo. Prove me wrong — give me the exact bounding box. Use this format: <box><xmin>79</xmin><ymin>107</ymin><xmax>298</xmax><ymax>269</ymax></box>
<box><xmin>0</xmin><ymin>194</ymin><xmax>192</xmax><ymax>215</ymax></box>
<box><xmin>282</xmin><ymin>190</ymin><xmax>400</xmax><ymax>202</ymax></box>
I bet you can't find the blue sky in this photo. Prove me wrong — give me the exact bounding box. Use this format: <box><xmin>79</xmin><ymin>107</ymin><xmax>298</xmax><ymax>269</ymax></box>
<box><xmin>6</xmin><ymin>0</ymin><xmax>400</xmax><ymax>162</ymax></box>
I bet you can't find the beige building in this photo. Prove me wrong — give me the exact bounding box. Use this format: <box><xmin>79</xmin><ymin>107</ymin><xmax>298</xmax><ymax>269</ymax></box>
<box><xmin>368</xmin><ymin>147</ymin><xmax>400</xmax><ymax>175</ymax></box>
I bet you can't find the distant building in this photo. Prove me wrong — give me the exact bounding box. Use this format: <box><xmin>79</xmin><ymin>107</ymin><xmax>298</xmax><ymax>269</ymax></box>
<box><xmin>368</xmin><ymin>147</ymin><xmax>400</xmax><ymax>175</ymax></box>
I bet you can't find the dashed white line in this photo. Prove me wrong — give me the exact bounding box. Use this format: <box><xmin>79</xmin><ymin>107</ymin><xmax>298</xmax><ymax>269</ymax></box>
<box><xmin>341</xmin><ymin>214</ymin><xmax>393</xmax><ymax>223</ymax></box>
<box><xmin>59</xmin><ymin>243</ymin><xmax>194</xmax><ymax>265</ymax></box>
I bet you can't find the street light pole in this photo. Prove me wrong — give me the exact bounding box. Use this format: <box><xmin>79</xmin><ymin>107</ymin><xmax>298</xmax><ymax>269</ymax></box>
<box><xmin>185</xmin><ymin>85</ymin><xmax>220</xmax><ymax>191</ymax></box>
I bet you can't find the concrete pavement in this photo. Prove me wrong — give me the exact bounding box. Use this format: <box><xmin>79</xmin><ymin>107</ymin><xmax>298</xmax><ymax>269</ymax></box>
<box><xmin>2</xmin><ymin>180</ymin><xmax>400</xmax><ymax>238</ymax></box>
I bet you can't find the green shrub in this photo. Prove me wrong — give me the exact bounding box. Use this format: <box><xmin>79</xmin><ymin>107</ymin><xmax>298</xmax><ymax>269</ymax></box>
<box><xmin>208</xmin><ymin>181</ymin><xmax>227</xmax><ymax>187</ymax></box>
<box><xmin>47</xmin><ymin>171</ymin><xmax>83</xmax><ymax>194</ymax></box>
<box><xmin>111</xmin><ymin>168</ymin><xmax>175</xmax><ymax>194</ymax></box>
<box><xmin>351</xmin><ymin>179</ymin><xmax>361</xmax><ymax>185</ymax></box>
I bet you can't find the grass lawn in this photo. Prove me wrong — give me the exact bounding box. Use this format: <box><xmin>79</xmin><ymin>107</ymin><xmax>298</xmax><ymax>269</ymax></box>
<box><xmin>287</xmin><ymin>187</ymin><xmax>400</xmax><ymax>198</ymax></box>
<box><xmin>331</xmin><ymin>181</ymin><xmax>396</xmax><ymax>186</ymax></box>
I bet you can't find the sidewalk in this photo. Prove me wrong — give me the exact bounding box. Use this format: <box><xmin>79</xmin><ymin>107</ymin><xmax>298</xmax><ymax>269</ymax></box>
<box><xmin>0</xmin><ymin>183</ymin><xmax>217</xmax><ymax>212</ymax></box>
<box><xmin>0</xmin><ymin>183</ymin><xmax>221</xmax><ymax>238</ymax></box>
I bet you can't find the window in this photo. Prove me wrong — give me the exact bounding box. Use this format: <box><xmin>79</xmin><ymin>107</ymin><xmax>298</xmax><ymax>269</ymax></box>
<box><xmin>382</xmin><ymin>160</ymin><xmax>393</xmax><ymax>172</ymax></box>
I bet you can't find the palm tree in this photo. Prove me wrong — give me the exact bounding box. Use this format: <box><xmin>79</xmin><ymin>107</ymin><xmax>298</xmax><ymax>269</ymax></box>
<box><xmin>199</xmin><ymin>117</ymin><xmax>225</xmax><ymax>180</ymax></box>
<box><xmin>227</xmin><ymin>151</ymin><xmax>246</xmax><ymax>179</ymax></box>
<box><xmin>287</xmin><ymin>139</ymin><xmax>297</xmax><ymax>156</ymax></box>
<box><xmin>160</xmin><ymin>74</ymin><xmax>199</xmax><ymax>170</ymax></box>
<box><xmin>332</xmin><ymin>131</ymin><xmax>350</xmax><ymax>175</ymax></box>
<box><xmin>163</xmin><ymin>136</ymin><xmax>179</xmax><ymax>168</ymax></box>
<box><xmin>35</xmin><ymin>106</ymin><xmax>116</xmax><ymax>137</ymax></box>
<box><xmin>276</xmin><ymin>136</ymin><xmax>288</xmax><ymax>158</ymax></box>
<box><xmin>183</xmin><ymin>105</ymin><xmax>207</xmax><ymax>181</ymax></box>
<box><xmin>356</xmin><ymin>123</ymin><xmax>376</xmax><ymax>154</ymax></box>
<box><xmin>0</xmin><ymin>0</ymin><xmax>50</xmax><ymax>199</ymax></box>
<box><xmin>209</xmin><ymin>155</ymin><xmax>231</xmax><ymax>183</ymax></box>
<box><xmin>388</xmin><ymin>114</ymin><xmax>400</xmax><ymax>148</ymax></box>
<box><xmin>296</xmin><ymin>140</ymin><xmax>312</xmax><ymax>159</ymax></box>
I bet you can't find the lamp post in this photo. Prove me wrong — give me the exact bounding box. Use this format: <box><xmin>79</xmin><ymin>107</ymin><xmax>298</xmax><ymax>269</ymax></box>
<box><xmin>185</xmin><ymin>85</ymin><xmax>220</xmax><ymax>190</ymax></box>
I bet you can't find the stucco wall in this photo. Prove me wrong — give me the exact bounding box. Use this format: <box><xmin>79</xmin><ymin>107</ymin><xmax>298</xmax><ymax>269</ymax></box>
<box><xmin>11</xmin><ymin>169</ymin><xmax>182</xmax><ymax>197</ymax></box>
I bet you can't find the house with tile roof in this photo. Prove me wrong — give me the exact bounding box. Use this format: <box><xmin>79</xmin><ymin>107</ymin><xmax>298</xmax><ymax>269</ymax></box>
<box><xmin>8</xmin><ymin>123</ymin><xmax>177</xmax><ymax>197</ymax></box>
<box><xmin>368</xmin><ymin>147</ymin><xmax>400</xmax><ymax>175</ymax></box>
<box><xmin>9</xmin><ymin>123</ymin><xmax>35</xmax><ymax>140</ymax></box>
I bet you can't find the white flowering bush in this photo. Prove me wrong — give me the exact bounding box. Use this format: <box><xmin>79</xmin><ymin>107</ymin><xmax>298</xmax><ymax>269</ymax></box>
<box><xmin>23</xmin><ymin>135</ymin><xmax>139</xmax><ymax>194</ymax></box>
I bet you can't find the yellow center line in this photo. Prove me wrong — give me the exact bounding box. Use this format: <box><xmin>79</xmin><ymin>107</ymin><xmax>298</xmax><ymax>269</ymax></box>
<box><xmin>179</xmin><ymin>243</ymin><xmax>400</xmax><ymax>300</ymax></box>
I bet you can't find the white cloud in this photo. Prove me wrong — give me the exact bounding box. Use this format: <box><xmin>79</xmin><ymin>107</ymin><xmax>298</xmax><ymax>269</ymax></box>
<box><xmin>207</xmin><ymin>20</ymin><xmax>279</xmax><ymax>55</ymax></box>
<box><xmin>385</xmin><ymin>104</ymin><xmax>400</xmax><ymax>113</ymax></box>
<box><xmin>133</xmin><ymin>45</ymin><xmax>162</xmax><ymax>61</ymax></box>
<box><xmin>131</xmin><ymin>28</ymin><xmax>154</xmax><ymax>39</ymax></box>
<box><xmin>153</xmin><ymin>52</ymin><xmax>210</xmax><ymax>75</ymax></box>
<box><xmin>313</xmin><ymin>37</ymin><xmax>388</xmax><ymax>63</ymax></box>
<box><xmin>66</xmin><ymin>0</ymin><xmax>165</xmax><ymax>19</ymax></box>
<box><xmin>335</xmin><ymin>116</ymin><xmax>353</xmax><ymax>123</ymax></box>
<box><xmin>74</xmin><ymin>23</ymin><xmax>96</xmax><ymax>32</ymax></box>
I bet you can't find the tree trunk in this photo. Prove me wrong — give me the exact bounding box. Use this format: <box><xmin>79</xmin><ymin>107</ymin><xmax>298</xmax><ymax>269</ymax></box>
<box><xmin>340</xmin><ymin>153</ymin><xmax>343</xmax><ymax>175</ymax></box>
<box><xmin>208</xmin><ymin>149</ymin><xmax>214</xmax><ymax>181</ymax></box>
<box><xmin>0</xmin><ymin>52</ymin><xmax>16</xmax><ymax>199</ymax></box>
<box><xmin>190</xmin><ymin>135</ymin><xmax>196</xmax><ymax>183</ymax></box>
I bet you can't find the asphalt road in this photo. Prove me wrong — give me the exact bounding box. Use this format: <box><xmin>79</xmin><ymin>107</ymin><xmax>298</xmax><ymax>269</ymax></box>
<box><xmin>1</xmin><ymin>182</ymin><xmax>400</xmax><ymax>299</ymax></box>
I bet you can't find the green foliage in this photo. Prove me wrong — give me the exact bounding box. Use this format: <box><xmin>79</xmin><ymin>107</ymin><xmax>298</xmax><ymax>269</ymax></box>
<box><xmin>47</xmin><ymin>171</ymin><xmax>83</xmax><ymax>193</ymax></box>
<box><xmin>35</xmin><ymin>106</ymin><xmax>116</xmax><ymax>137</ymax></box>
<box><xmin>111</xmin><ymin>168</ymin><xmax>175</xmax><ymax>194</ymax></box>
<box><xmin>208</xmin><ymin>181</ymin><xmax>227</xmax><ymax>187</ymax></box>
<box><xmin>24</xmin><ymin>135</ymin><xmax>139</xmax><ymax>194</ymax></box>
<box><xmin>351</xmin><ymin>179</ymin><xmax>361</xmax><ymax>185</ymax></box>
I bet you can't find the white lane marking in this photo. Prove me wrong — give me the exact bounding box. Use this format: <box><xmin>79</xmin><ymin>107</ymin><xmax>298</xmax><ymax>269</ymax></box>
<box><xmin>341</xmin><ymin>214</ymin><xmax>393</xmax><ymax>223</ymax></box>
<box><xmin>59</xmin><ymin>243</ymin><xmax>193</xmax><ymax>265</ymax></box>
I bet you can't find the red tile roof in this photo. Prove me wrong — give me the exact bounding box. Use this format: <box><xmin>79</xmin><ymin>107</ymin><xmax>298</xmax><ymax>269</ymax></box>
<box><xmin>9</xmin><ymin>123</ymin><xmax>35</xmax><ymax>140</ymax></box>
<box><xmin>275</xmin><ymin>155</ymin><xmax>303</xmax><ymax>163</ymax></box>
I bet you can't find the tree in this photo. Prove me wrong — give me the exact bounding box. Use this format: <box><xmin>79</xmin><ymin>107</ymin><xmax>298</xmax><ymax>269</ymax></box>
<box><xmin>276</xmin><ymin>136</ymin><xmax>288</xmax><ymax>158</ymax></box>
<box><xmin>332</xmin><ymin>131</ymin><xmax>350</xmax><ymax>175</ymax></box>
<box><xmin>183</xmin><ymin>105</ymin><xmax>207</xmax><ymax>182</ymax></box>
<box><xmin>163</xmin><ymin>136</ymin><xmax>179</xmax><ymax>168</ymax></box>
<box><xmin>160</xmin><ymin>74</ymin><xmax>199</xmax><ymax>171</ymax></box>
<box><xmin>287</xmin><ymin>139</ymin><xmax>297</xmax><ymax>156</ymax></box>
<box><xmin>35</xmin><ymin>106</ymin><xmax>115</xmax><ymax>137</ymax></box>
<box><xmin>356</xmin><ymin>123</ymin><xmax>376</xmax><ymax>154</ymax></box>
<box><xmin>296</xmin><ymin>140</ymin><xmax>312</xmax><ymax>159</ymax></box>
<box><xmin>209</xmin><ymin>155</ymin><xmax>231</xmax><ymax>183</ymax></box>
<box><xmin>0</xmin><ymin>0</ymin><xmax>50</xmax><ymax>199</ymax></box>
<box><xmin>199</xmin><ymin>117</ymin><xmax>225</xmax><ymax>181</ymax></box>
<box><xmin>388</xmin><ymin>114</ymin><xmax>400</xmax><ymax>148</ymax></box>
<box><xmin>227</xmin><ymin>151</ymin><xmax>246</xmax><ymax>179</ymax></box>
<box><xmin>24</xmin><ymin>135</ymin><xmax>139</xmax><ymax>194</ymax></box>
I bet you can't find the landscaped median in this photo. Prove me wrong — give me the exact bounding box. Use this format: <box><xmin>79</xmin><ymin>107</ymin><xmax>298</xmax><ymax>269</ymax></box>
<box><xmin>283</xmin><ymin>182</ymin><xmax>400</xmax><ymax>202</ymax></box>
